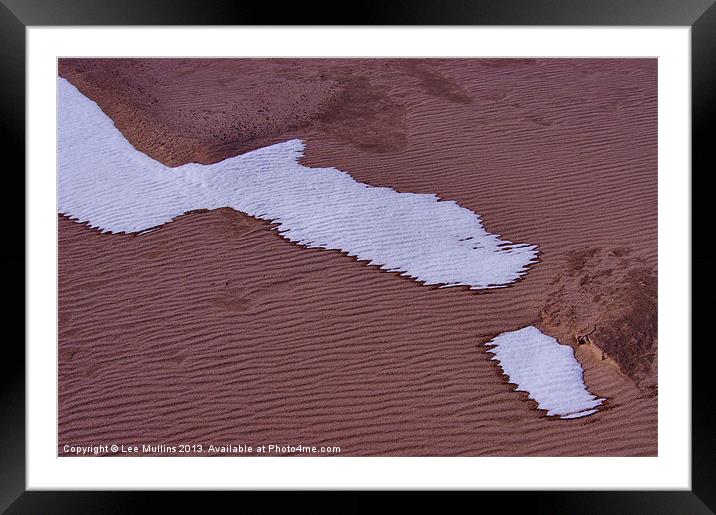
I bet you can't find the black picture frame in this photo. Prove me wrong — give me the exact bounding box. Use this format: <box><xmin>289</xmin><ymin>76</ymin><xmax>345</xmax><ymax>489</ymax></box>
<box><xmin>2</xmin><ymin>1</ymin><xmax>714</xmax><ymax>513</ymax></box>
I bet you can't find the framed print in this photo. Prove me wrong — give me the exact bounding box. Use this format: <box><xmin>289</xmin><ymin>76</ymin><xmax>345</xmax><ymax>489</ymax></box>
<box><xmin>3</xmin><ymin>0</ymin><xmax>715</xmax><ymax>512</ymax></box>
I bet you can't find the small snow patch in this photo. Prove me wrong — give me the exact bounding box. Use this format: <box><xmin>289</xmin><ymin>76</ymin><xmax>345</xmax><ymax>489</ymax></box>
<box><xmin>486</xmin><ymin>326</ymin><xmax>604</xmax><ymax>419</ymax></box>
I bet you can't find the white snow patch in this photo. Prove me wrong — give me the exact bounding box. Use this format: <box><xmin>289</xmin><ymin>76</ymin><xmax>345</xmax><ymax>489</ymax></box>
<box><xmin>58</xmin><ymin>76</ymin><xmax>539</xmax><ymax>290</ymax></box>
<box><xmin>485</xmin><ymin>326</ymin><xmax>604</xmax><ymax>419</ymax></box>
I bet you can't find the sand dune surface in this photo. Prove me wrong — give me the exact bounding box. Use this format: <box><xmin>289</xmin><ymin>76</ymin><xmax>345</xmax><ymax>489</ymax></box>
<box><xmin>58</xmin><ymin>58</ymin><xmax>657</xmax><ymax>456</ymax></box>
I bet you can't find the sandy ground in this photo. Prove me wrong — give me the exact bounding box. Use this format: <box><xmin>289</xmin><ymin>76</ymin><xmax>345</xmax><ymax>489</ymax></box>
<box><xmin>58</xmin><ymin>58</ymin><xmax>657</xmax><ymax>456</ymax></box>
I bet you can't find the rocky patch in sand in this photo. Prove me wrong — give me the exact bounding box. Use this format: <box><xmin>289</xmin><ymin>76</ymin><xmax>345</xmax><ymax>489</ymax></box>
<box><xmin>538</xmin><ymin>247</ymin><xmax>657</xmax><ymax>392</ymax></box>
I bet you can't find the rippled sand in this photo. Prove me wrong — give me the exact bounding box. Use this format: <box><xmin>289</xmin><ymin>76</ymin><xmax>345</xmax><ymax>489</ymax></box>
<box><xmin>58</xmin><ymin>58</ymin><xmax>657</xmax><ymax>456</ymax></box>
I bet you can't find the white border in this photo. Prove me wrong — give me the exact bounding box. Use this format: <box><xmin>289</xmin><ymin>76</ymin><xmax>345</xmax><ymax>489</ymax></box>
<box><xmin>27</xmin><ymin>27</ymin><xmax>691</xmax><ymax>490</ymax></box>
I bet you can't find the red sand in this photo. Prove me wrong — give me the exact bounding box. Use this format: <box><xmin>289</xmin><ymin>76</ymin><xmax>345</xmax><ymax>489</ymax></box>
<box><xmin>58</xmin><ymin>59</ymin><xmax>657</xmax><ymax>456</ymax></box>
